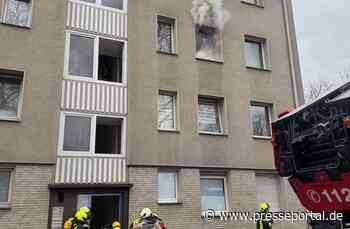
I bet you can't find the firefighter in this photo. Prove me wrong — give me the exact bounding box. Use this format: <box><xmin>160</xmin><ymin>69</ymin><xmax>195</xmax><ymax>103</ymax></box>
<box><xmin>256</xmin><ymin>202</ymin><xmax>273</xmax><ymax>229</ymax></box>
<box><xmin>112</xmin><ymin>220</ymin><xmax>121</xmax><ymax>229</ymax></box>
<box><xmin>64</xmin><ymin>206</ymin><xmax>91</xmax><ymax>229</ymax></box>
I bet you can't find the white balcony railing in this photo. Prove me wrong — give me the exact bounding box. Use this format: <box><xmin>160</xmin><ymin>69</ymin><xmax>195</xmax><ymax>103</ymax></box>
<box><xmin>61</xmin><ymin>79</ymin><xmax>127</xmax><ymax>115</ymax></box>
<box><xmin>55</xmin><ymin>155</ymin><xmax>127</xmax><ymax>184</ymax></box>
<box><xmin>66</xmin><ymin>0</ymin><xmax>127</xmax><ymax>40</ymax></box>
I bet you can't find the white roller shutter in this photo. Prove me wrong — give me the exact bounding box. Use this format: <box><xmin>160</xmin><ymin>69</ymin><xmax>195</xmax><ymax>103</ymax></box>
<box><xmin>256</xmin><ymin>174</ymin><xmax>281</xmax><ymax>212</ymax></box>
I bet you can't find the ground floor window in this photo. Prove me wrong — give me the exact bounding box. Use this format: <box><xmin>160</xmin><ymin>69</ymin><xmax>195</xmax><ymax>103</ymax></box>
<box><xmin>200</xmin><ymin>176</ymin><xmax>227</xmax><ymax>211</ymax></box>
<box><xmin>0</xmin><ymin>169</ymin><xmax>12</xmax><ymax>207</ymax></box>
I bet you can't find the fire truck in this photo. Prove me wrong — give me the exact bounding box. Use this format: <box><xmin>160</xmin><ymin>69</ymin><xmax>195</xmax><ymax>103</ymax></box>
<box><xmin>272</xmin><ymin>82</ymin><xmax>350</xmax><ymax>228</ymax></box>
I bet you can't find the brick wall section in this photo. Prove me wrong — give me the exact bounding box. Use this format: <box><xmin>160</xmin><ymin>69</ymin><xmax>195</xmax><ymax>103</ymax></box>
<box><xmin>129</xmin><ymin>167</ymin><xmax>307</xmax><ymax>229</ymax></box>
<box><xmin>0</xmin><ymin>165</ymin><xmax>53</xmax><ymax>229</ymax></box>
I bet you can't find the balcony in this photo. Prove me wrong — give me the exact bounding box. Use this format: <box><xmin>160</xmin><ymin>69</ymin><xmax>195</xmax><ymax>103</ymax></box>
<box><xmin>66</xmin><ymin>0</ymin><xmax>127</xmax><ymax>40</ymax></box>
<box><xmin>55</xmin><ymin>155</ymin><xmax>127</xmax><ymax>184</ymax></box>
<box><xmin>61</xmin><ymin>79</ymin><xmax>127</xmax><ymax>115</ymax></box>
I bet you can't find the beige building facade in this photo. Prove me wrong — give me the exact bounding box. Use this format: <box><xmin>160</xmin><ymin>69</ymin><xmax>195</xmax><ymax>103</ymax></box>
<box><xmin>0</xmin><ymin>0</ymin><xmax>305</xmax><ymax>228</ymax></box>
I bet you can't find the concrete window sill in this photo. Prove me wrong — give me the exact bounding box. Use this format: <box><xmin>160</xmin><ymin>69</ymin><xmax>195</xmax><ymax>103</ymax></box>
<box><xmin>157</xmin><ymin>50</ymin><xmax>179</xmax><ymax>57</ymax></box>
<box><xmin>199</xmin><ymin>132</ymin><xmax>229</xmax><ymax>137</ymax></box>
<box><xmin>253</xmin><ymin>135</ymin><xmax>272</xmax><ymax>140</ymax></box>
<box><xmin>158</xmin><ymin>129</ymin><xmax>180</xmax><ymax>134</ymax></box>
<box><xmin>0</xmin><ymin>203</ymin><xmax>11</xmax><ymax>210</ymax></box>
<box><xmin>240</xmin><ymin>1</ymin><xmax>264</xmax><ymax>8</ymax></box>
<box><xmin>157</xmin><ymin>201</ymin><xmax>182</xmax><ymax>205</ymax></box>
<box><xmin>246</xmin><ymin>66</ymin><xmax>271</xmax><ymax>72</ymax></box>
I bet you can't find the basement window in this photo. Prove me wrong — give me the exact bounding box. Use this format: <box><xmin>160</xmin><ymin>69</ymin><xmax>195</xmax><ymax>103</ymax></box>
<box><xmin>98</xmin><ymin>38</ymin><xmax>123</xmax><ymax>83</ymax></box>
<box><xmin>95</xmin><ymin>117</ymin><xmax>122</xmax><ymax>155</ymax></box>
<box><xmin>195</xmin><ymin>25</ymin><xmax>223</xmax><ymax>62</ymax></box>
<box><xmin>2</xmin><ymin>0</ymin><xmax>32</xmax><ymax>27</ymax></box>
<box><xmin>61</xmin><ymin>113</ymin><xmax>123</xmax><ymax>155</ymax></box>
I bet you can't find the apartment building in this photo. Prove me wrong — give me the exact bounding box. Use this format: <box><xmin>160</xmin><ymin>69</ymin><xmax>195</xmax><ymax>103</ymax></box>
<box><xmin>0</xmin><ymin>0</ymin><xmax>305</xmax><ymax>229</ymax></box>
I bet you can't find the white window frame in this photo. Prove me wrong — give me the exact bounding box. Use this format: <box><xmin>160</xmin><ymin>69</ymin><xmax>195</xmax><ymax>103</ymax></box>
<box><xmin>158</xmin><ymin>170</ymin><xmax>178</xmax><ymax>204</ymax></box>
<box><xmin>198</xmin><ymin>97</ymin><xmax>224</xmax><ymax>135</ymax></box>
<box><xmin>244</xmin><ymin>35</ymin><xmax>269</xmax><ymax>70</ymax></box>
<box><xmin>158</xmin><ymin>90</ymin><xmax>177</xmax><ymax>131</ymax></box>
<box><xmin>0</xmin><ymin>168</ymin><xmax>13</xmax><ymax>209</ymax></box>
<box><xmin>200</xmin><ymin>176</ymin><xmax>229</xmax><ymax>213</ymax></box>
<box><xmin>75</xmin><ymin>0</ymin><xmax>127</xmax><ymax>12</ymax></box>
<box><xmin>64</xmin><ymin>30</ymin><xmax>128</xmax><ymax>86</ymax></box>
<box><xmin>156</xmin><ymin>15</ymin><xmax>177</xmax><ymax>54</ymax></box>
<box><xmin>250</xmin><ymin>102</ymin><xmax>272</xmax><ymax>139</ymax></box>
<box><xmin>58</xmin><ymin>111</ymin><xmax>126</xmax><ymax>157</ymax></box>
<box><xmin>1</xmin><ymin>0</ymin><xmax>34</xmax><ymax>28</ymax></box>
<box><xmin>0</xmin><ymin>69</ymin><xmax>25</xmax><ymax>122</ymax></box>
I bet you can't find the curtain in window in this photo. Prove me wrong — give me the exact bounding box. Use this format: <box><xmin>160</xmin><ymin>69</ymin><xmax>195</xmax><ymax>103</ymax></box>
<box><xmin>251</xmin><ymin>105</ymin><xmax>270</xmax><ymax>136</ymax></box>
<box><xmin>158</xmin><ymin>172</ymin><xmax>176</xmax><ymax>201</ymax></box>
<box><xmin>158</xmin><ymin>94</ymin><xmax>175</xmax><ymax>129</ymax></box>
<box><xmin>158</xmin><ymin>21</ymin><xmax>172</xmax><ymax>53</ymax></box>
<box><xmin>0</xmin><ymin>76</ymin><xmax>21</xmax><ymax>118</ymax></box>
<box><xmin>0</xmin><ymin>171</ymin><xmax>11</xmax><ymax>203</ymax></box>
<box><xmin>244</xmin><ymin>41</ymin><xmax>263</xmax><ymax>68</ymax></box>
<box><xmin>69</xmin><ymin>35</ymin><xmax>94</xmax><ymax>78</ymax></box>
<box><xmin>101</xmin><ymin>0</ymin><xmax>123</xmax><ymax>10</ymax></box>
<box><xmin>63</xmin><ymin>116</ymin><xmax>91</xmax><ymax>152</ymax></box>
<box><xmin>198</xmin><ymin>102</ymin><xmax>220</xmax><ymax>133</ymax></box>
<box><xmin>5</xmin><ymin>0</ymin><xmax>31</xmax><ymax>26</ymax></box>
<box><xmin>200</xmin><ymin>178</ymin><xmax>225</xmax><ymax>210</ymax></box>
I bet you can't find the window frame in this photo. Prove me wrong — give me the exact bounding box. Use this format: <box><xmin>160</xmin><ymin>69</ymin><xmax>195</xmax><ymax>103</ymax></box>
<box><xmin>158</xmin><ymin>90</ymin><xmax>178</xmax><ymax>132</ymax></box>
<box><xmin>58</xmin><ymin>111</ymin><xmax>126</xmax><ymax>157</ymax></box>
<box><xmin>194</xmin><ymin>24</ymin><xmax>224</xmax><ymax>63</ymax></box>
<box><xmin>197</xmin><ymin>96</ymin><xmax>224</xmax><ymax>135</ymax></box>
<box><xmin>250</xmin><ymin>102</ymin><xmax>272</xmax><ymax>139</ymax></box>
<box><xmin>158</xmin><ymin>170</ymin><xmax>178</xmax><ymax>204</ymax></box>
<box><xmin>77</xmin><ymin>0</ymin><xmax>127</xmax><ymax>12</ymax></box>
<box><xmin>156</xmin><ymin>15</ymin><xmax>177</xmax><ymax>55</ymax></box>
<box><xmin>244</xmin><ymin>35</ymin><xmax>270</xmax><ymax>71</ymax></box>
<box><xmin>64</xmin><ymin>31</ymin><xmax>127</xmax><ymax>86</ymax></box>
<box><xmin>200</xmin><ymin>176</ymin><xmax>229</xmax><ymax>212</ymax></box>
<box><xmin>0</xmin><ymin>69</ymin><xmax>25</xmax><ymax>122</ymax></box>
<box><xmin>1</xmin><ymin>0</ymin><xmax>34</xmax><ymax>28</ymax></box>
<box><xmin>0</xmin><ymin>168</ymin><xmax>13</xmax><ymax>209</ymax></box>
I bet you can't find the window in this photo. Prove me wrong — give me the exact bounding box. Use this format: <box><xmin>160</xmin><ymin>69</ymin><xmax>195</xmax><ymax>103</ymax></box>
<box><xmin>244</xmin><ymin>35</ymin><xmax>267</xmax><ymax>69</ymax></box>
<box><xmin>158</xmin><ymin>91</ymin><xmax>176</xmax><ymax>130</ymax></box>
<box><xmin>81</xmin><ymin>0</ymin><xmax>124</xmax><ymax>10</ymax></box>
<box><xmin>195</xmin><ymin>25</ymin><xmax>223</xmax><ymax>62</ymax></box>
<box><xmin>256</xmin><ymin>174</ymin><xmax>280</xmax><ymax>212</ymax></box>
<box><xmin>68</xmin><ymin>34</ymin><xmax>94</xmax><ymax>78</ymax></box>
<box><xmin>98</xmin><ymin>38</ymin><xmax>123</xmax><ymax>83</ymax></box>
<box><xmin>157</xmin><ymin>16</ymin><xmax>176</xmax><ymax>54</ymax></box>
<box><xmin>0</xmin><ymin>169</ymin><xmax>11</xmax><ymax>206</ymax></box>
<box><xmin>67</xmin><ymin>33</ymin><xmax>124</xmax><ymax>83</ymax></box>
<box><xmin>250</xmin><ymin>102</ymin><xmax>271</xmax><ymax>137</ymax></box>
<box><xmin>200</xmin><ymin>177</ymin><xmax>226</xmax><ymax>211</ymax></box>
<box><xmin>77</xmin><ymin>194</ymin><xmax>122</xmax><ymax>229</ymax></box>
<box><xmin>61</xmin><ymin>113</ymin><xmax>124</xmax><ymax>155</ymax></box>
<box><xmin>0</xmin><ymin>70</ymin><xmax>23</xmax><ymax>120</ymax></box>
<box><xmin>2</xmin><ymin>0</ymin><xmax>32</xmax><ymax>27</ymax></box>
<box><xmin>63</xmin><ymin>115</ymin><xmax>92</xmax><ymax>152</ymax></box>
<box><xmin>158</xmin><ymin>171</ymin><xmax>177</xmax><ymax>203</ymax></box>
<box><xmin>95</xmin><ymin>117</ymin><xmax>122</xmax><ymax>154</ymax></box>
<box><xmin>198</xmin><ymin>97</ymin><xmax>223</xmax><ymax>133</ymax></box>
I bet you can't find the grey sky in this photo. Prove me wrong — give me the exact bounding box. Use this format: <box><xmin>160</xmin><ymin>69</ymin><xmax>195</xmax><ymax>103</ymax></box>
<box><xmin>293</xmin><ymin>0</ymin><xmax>350</xmax><ymax>87</ymax></box>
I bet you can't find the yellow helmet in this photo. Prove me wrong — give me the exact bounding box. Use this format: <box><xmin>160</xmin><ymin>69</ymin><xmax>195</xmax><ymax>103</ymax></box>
<box><xmin>112</xmin><ymin>221</ymin><xmax>121</xmax><ymax>229</ymax></box>
<box><xmin>260</xmin><ymin>202</ymin><xmax>269</xmax><ymax>211</ymax></box>
<box><xmin>75</xmin><ymin>207</ymin><xmax>91</xmax><ymax>222</ymax></box>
